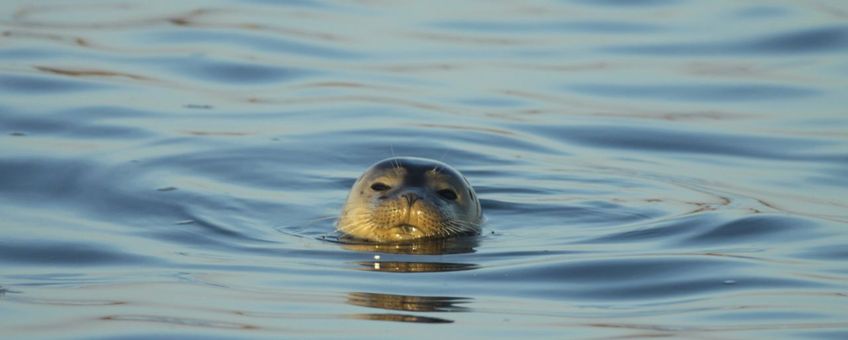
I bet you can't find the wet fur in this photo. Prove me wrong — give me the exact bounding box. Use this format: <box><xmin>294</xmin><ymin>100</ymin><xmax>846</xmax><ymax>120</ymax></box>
<box><xmin>337</xmin><ymin>157</ymin><xmax>482</xmax><ymax>242</ymax></box>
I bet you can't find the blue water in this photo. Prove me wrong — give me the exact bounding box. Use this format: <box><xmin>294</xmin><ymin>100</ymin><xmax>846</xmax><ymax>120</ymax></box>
<box><xmin>2</xmin><ymin>0</ymin><xmax>847</xmax><ymax>338</ymax></box>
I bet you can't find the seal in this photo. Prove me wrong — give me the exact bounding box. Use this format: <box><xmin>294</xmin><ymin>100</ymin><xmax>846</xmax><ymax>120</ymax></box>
<box><xmin>337</xmin><ymin>157</ymin><xmax>482</xmax><ymax>243</ymax></box>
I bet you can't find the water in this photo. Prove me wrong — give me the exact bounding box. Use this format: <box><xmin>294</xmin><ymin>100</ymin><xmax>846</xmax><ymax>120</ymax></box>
<box><xmin>1</xmin><ymin>0</ymin><xmax>847</xmax><ymax>338</ymax></box>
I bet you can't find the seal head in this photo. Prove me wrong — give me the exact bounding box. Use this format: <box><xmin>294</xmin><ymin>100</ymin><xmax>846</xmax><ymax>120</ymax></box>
<box><xmin>337</xmin><ymin>157</ymin><xmax>482</xmax><ymax>243</ymax></box>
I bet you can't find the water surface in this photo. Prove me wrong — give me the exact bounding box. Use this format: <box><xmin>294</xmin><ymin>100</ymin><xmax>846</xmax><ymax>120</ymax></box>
<box><xmin>1</xmin><ymin>0</ymin><xmax>847</xmax><ymax>338</ymax></box>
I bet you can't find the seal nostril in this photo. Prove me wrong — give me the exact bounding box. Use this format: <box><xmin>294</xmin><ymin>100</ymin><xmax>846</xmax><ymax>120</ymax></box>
<box><xmin>402</xmin><ymin>193</ymin><xmax>420</xmax><ymax>205</ymax></box>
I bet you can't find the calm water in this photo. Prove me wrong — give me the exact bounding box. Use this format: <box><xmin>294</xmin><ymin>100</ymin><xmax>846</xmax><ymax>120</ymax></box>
<box><xmin>2</xmin><ymin>0</ymin><xmax>848</xmax><ymax>338</ymax></box>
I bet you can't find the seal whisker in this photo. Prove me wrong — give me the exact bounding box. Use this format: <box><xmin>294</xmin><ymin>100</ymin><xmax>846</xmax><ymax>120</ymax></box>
<box><xmin>437</xmin><ymin>149</ymin><xmax>450</xmax><ymax>163</ymax></box>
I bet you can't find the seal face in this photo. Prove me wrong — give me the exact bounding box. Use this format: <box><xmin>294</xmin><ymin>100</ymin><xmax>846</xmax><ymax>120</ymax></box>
<box><xmin>337</xmin><ymin>157</ymin><xmax>482</xmax><ymax>243</ymax></box>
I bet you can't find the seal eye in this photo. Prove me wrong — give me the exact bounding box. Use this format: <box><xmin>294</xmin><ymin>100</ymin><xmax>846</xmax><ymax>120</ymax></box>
<box><xmin>437</xmin><ymin>189</ymin><xmax>458</xmax><ymax>200</ymax></box>
<box><xmin>371</xmin><ymin>182</ymin><xmax>391</xmax><ymax>191</ymax></box>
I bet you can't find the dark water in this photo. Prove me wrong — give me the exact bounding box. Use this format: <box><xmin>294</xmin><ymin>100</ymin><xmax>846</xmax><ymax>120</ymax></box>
<box><xmin>2</xmin><ymin>0</ymin><xmax>848</xmax><ymax>338</ymax></box>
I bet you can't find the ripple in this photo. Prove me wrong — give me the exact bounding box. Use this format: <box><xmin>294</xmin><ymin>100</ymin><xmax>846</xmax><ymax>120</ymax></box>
<box><xmin>797</xmin><ymin>330</ymin><xmax>848</xmax><ymax>339</ymax></box>
<box><xmin>0</xmin><ymin>48</ymin><xmax>64</xmax><ymax>60</ymax></box>
<box><xmin>462</xmin><ymin>256</ymin><xmax>825</xmax><ymax>300</ymax></box>
<box><xmin>168</xmin><ymin>212</ymin><xmax>267</xmax><ymax>243</ymax></box>
<box><xmin>605</xmin><ymin>26</ymin><xmax>848</xmax><ymax>55</ymax></box>
<box><xmin>0</xmin><ymin>239</ymin><xmax>155</xmax><ymax>266</ymax></box>
<box><xmin>164</xmin><ymin>58</ymin><xmax>314</xmax><ymax>84</ymax></box>
<box><xmin>568</xmin><ymin>0</ymin><xmax>682</xmax><ymax>7</ymax></box>
<box><xmin>100</xmin><ymin>314</ymin><xmax>257</xmax><ymax>330</ymax></box>
<box><xmin>0</xmin><ymin>158</ymin><xmax>90</xmax><ymax>200</ymax></box>
<box><xmin>483</xmin><ymin>199</ymin><xmax>663</xmax><ymax>227</ymax></box>
<box><xmin>0</xmin><ymin>156</ymin><xmax>196</xmax><ymax>228</ymax></box>
<box><xmin>454</xmin><ymin>97</ymin><xmax>527</xmax><ymax>108</ymax></box>
<box><xmin>0</xmin><ymin>74</ymin><xmax>108</xmax><ymax>94</ymax></box>
<box><xmin>142</xmin><ymin>30</ymin><xmax>361</xmax><ymax>59</ymax></box>
<box><xmin>227</xmin><ymin>0</ymin><xmax>328</xmax><ymax>8</ymax></box>
<box><xmin>490</xmin><ymin>257</ymin><xmax>725</xmax><ymax>283</ymax></box>
<box><xmin>316</xmin><ymin>126</ymin><xmax>558</xmax><ymax>158</ymax></box>
<box><xmin>680</xmin><ymin>214</ymin><xmax>820</xmax><ymax>246</ymax></box>
<box><xmin>525</xmin><ymin>123</ymin><xmax>837</xmax><ymax>161</ymax></box>
<box><xmin>585</xmin><ymin>212</ymin><xmax>824</xmax><ymax>247</ymax></box>
<box><xmin>732</xmin><ymin>6</ymin><xmax>791</xmax><ymax>19</ymax></box>
<box><xmin>567</xmin><ymin>83</ymin><xmax>819</xmax><ymax>102</ymax></box>
<box><xmin>747</xmin><ymin>26</ymin><xmax>848</xmax><ymax>53</ymax></box>
<box><xmin>431</xmin><ymin>20</ymin><xmax>662</xmax><ymax>34</ymax></box>
<box><xmin>1</xmin><ymin>110</ymin><xmax>151</xmax><ymax>139</ymax></box>
<box><xmin>794</xmin><ymin>244</ymin><xmax>848</xmax><ymax>261</ymax></box>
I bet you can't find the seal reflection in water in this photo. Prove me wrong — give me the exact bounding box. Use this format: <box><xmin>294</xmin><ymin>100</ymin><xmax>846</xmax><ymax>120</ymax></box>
<box><xmin>337</xmin><ymin>157</ymin><xmax>482</xmax><ymax>243</ymax></box>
